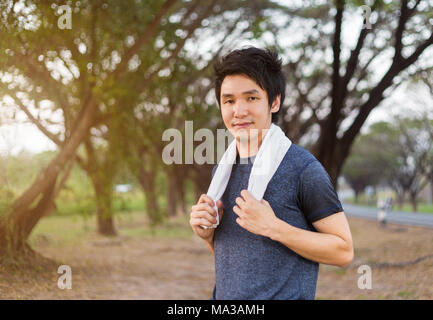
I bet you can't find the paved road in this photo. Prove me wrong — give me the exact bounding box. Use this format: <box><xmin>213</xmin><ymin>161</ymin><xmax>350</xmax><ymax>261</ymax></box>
<box><xmin>342</xmin><ymin>201</ymin><xmax>433</xmax><ymax>228</ymax></box>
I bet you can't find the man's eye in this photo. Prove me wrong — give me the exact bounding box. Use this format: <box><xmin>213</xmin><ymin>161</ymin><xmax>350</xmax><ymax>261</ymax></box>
<box><xmin>224</xmin><ymin>100</ymin><xmax>234</xmax><ymax>104</ymax></box>
<box><xmin>248</xmin><ymin>97</ymin><xmax>257</xmax><ymax>101</ymax></box>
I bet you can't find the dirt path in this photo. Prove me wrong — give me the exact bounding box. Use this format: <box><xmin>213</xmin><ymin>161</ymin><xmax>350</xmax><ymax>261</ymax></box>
<box><xmin>0</xmin><ymin>236</ymin><xmax>215</xmax><ymax>299</ymax></box>
<box><xmin>316</xmin><ymin>217</ymin><xmax>433</xmax><ymax>299</ymax></box>
<box><xmin>1</xmin><ymin>217</ymin><xmax>432</xmax><ymax>299</ymax></box>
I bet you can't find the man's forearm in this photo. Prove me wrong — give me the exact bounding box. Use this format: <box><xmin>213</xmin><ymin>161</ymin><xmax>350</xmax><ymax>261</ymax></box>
<box><xmin>268</xmin><ymin>218</ymin><xmax>353</xmax><ymax>267</ymax></box>
<box><xmin>204</xmin><ymin>236</ymin><xmax>214</xmax><ymax>254</ymax></box>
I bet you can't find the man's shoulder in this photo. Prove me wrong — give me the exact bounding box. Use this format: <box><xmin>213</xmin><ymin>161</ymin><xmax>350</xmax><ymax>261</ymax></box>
<box><xmin>290</xmin><ymin>145</ymin><xmax>333</xmax><ymax>187</ymax></box>
<box><xmin>281</xmin><ymin>143</ymin><xmax>318</xmax><ymax>174</ymax></box>
<box><xmin>286</xmin><ymin>143</ymin><xmax>316</xmax><ymax>160</ymax></box>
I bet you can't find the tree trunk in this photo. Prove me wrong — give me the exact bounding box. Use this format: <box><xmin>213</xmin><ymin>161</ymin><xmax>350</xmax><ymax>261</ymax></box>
<box><xmin>391</xmin><ymin>183</ymin><xmax>405</xmax><ymax>209</ymax></box>
<box><xmin>191</xmin><ymin>164</ymin><xmax>213</xmax><ymax>202</ymax></box>
<box><xmin>164</xmin><ymin>166</ymin><xmax>189</xmax><ymax>217</ymax></box>
<box><xmin>354</xmin><ymin>190</ymin><xmax>359</xmax><ymax>204</ymax></box>
<box><xmin>166</xmin><ymin>169</ymin><xmax>179</xmax><ymax>217</ymax></box>
<box><xmin>138</xmin><ymin>166</ymin><xmax>163</xmax><ymax>226</ymax></box>
<box><xmin>395</xmin><ymin>192</ymin><xmax>404</xmax><ymax>209</ymax></box>
<box><xmin>409</xmin><ymin>192</ymin><xmax>418</xmax><ymax>212</ymax></box>
<box><xmin>0</xmin><ymin>177</ymin><xmax>57</xmax><ymax>255</ymax></box>
<box><xmin>431</xmin><ymin>174</ymin><xmax>433</xmax><ymax>205</ymax></box>
<box><xmin>176</xmin><ymin>168</ymin><xmax>187</xmax><ymax>216</ymax></box>
<box><xmin>94</xmin><ymin>181</ymin><xmax>116</xmax><ymax>236</ymax></box>
<box><xmin>84</xmin><ymin>135</ymin><xmax>118</xmax><ymax>236</ymax></box>
<box><xmin>88</xmin><ymin>166</ymin><xmax>117</xmax><ymax>236</ymax></box>
<box><xmin>0</xmin><ymin>100</ymin><xmax>98</xmax><ymax>256</ymax></box>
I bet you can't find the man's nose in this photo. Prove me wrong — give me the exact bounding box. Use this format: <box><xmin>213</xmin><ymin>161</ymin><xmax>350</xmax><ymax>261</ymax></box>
<box><xmin>233</xmin><ymin>101</ymin><xmax>248</xmax><ymax>117</ymax></box>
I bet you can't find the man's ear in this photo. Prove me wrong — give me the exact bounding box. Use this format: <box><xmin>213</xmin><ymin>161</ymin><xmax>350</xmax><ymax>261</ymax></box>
<box><xmin>271</xmin><ymin>94</ymin><xmax>281</xmax><ymax>113</ymax></box>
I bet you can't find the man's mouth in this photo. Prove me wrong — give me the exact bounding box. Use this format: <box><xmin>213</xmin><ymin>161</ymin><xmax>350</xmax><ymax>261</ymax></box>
<box><xmin>233</xmin><ymin>122</ymin><xmax>252</xmax><ymax>128</ymax></box>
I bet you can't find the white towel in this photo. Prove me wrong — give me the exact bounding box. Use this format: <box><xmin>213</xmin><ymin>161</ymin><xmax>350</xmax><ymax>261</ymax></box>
<box><xmin>203</xmin><ymin>123</ymin><xmax>292</xmax><ymax>228</ymax></box>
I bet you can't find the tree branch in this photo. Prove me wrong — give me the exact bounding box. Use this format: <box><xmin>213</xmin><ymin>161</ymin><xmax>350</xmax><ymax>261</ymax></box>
<box><xmin>394</xmin><ymin>0</ymin><xmax>410</xmax><ymax>61</ymax></box>
<box><xmin>111</xmin><ymin>0</ymin><xmax>178</xmax><ymax>80</ymax></box>
<box><xmin>9</xmin><ymin>93</ymin><xmax>63</xmax><ymax>146</ymax></box>
<box><xmin>341</xmin><ymin>29</ymin><xmax>433</xmax><ymax>154</ymax></box>
<box><xmin>331</xmin><ymin>0</ymin><xmax>344</xmax><ymax>104</ymax></box>
<box><xmin>402</xmin><ymin>31</ymin><xmax>433</xmax><ymax>68</ymax></box>
<box><xmin>139</xmin><ymin>0</ymin><xmax>219</xmax><ymax>91</ymax></box>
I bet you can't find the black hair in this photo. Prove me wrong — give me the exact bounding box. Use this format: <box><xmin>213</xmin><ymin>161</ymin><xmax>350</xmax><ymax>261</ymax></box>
<box><xmin>213</xmin><ymin>46</ymin><xmax>286</xmax><ymax>124</ymax></box>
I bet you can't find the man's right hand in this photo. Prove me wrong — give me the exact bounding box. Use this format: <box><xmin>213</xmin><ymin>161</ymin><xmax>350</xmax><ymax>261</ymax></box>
<box><xmin>189</xmin><ymin>194</ymin><xmax>223</xmax><ymax>241</ymax></box>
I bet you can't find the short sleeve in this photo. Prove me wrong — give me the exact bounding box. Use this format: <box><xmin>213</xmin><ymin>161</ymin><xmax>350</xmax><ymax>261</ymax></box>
<box><xmin>297</xmin><ymin>160</ymin><xmax>343</xmax><ymax>223</ymax></box>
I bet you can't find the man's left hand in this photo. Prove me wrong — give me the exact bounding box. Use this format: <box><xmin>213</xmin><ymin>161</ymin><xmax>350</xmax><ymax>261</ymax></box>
<box><xmin>233</xmin><ymin>190</ymin><xmax>280</xmax><ymax>238</ymax></box>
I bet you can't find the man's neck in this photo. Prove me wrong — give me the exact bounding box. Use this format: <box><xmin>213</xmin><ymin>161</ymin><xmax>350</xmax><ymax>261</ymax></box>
<box><xmin>236</xmin><ymin>124</ymin><xmax>272</xmax><ymax>158</ymax></box>
<box><xmin>236</xmin><ymin>141</ymin><xmax>260</xmax><ymax>158</ymax></box>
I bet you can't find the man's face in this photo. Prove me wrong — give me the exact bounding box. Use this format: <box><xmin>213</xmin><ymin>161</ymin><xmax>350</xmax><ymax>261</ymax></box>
<box><xmin>219</xmin><ymin>74</ymin><xmax>280</xmax><ymax>144</ymax></box>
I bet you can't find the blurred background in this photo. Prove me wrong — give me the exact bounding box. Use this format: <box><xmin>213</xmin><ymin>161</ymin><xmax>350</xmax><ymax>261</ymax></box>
<box><xmin>0</xmin><ymin>0</ymin><xmax>432</xmax><ymax>299</ymax></box>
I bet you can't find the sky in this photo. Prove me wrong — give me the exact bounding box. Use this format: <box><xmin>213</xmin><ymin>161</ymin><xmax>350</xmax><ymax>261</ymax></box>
<box><xmin>0</xmin><ymin>123</ymin><xmax>58</xmax><ymax>156</ymax></box>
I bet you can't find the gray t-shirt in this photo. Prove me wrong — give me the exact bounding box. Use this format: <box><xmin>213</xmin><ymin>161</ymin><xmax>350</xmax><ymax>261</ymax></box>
<box><xmin>210</xmin><ymin>143</ymin><xmax>343</xmax><ymax>300</ymax></box>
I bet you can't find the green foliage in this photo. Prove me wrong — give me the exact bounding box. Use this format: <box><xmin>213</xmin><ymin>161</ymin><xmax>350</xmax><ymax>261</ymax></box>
<box><xmin>0</xmin><ymin>150</ymin><xmax>148</xmax><ymax>217</ymax></box>
<box><xmin>342</xmin><ymin>121</ymin><xmax>399</xmax><ymax>192</ymax></box>
<box><xmin>344</xmin><ymin>114</ymin><xmax>433</xmax><ymax>210</ymax></box>
<box><xmin>0</xmin><ymin>150</ymin><xmax>57</xmax><ymax>215</ymax></box>
<box><xmin>53</xmin><ymin>164</ymin><xmax>96</xmax><ymax>217</ymax></box>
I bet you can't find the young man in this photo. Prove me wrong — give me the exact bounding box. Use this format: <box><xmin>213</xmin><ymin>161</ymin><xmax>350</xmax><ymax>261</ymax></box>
<box><xmin>189</xmin><ymin>46</ymin><xmax>353</xmax><ymax>300</ymax></box>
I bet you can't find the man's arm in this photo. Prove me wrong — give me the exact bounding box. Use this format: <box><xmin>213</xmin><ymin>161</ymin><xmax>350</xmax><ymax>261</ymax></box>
<box><xmin>268</xmin><ymin>211</ymin><xmax>354</xmax><ymax>267</ymax></box>
<box><xmin>204</xmin><ymin>237</ymin><xmax>215</xmax><ymax>254</ymax></box>
<box><xmin>233</xmin><ymin>191</ymin><xmax>354</xmax><ymax>268</ymax></box>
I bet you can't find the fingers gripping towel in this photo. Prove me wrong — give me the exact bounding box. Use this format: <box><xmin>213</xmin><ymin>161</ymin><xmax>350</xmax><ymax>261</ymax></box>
<box><xmin>204</xmin><ymin>123</ymin><xmax>292</xmax><ymax>228</ymax></box>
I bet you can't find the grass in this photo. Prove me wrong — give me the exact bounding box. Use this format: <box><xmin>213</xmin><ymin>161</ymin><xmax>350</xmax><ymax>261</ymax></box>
<box><xmin>50</xmin><ymin>191</ymin><xmax>147</xmax><ymax>217</ymax></box>
<box><xmin>333</xmin><ymin>269</ymin><xmax>347</xmax><ymax>276</ymax></box>
<box><xmin>28</xmin><ymin>214</ymin><xmax>92</xmax><ymax>247</ymax></box>
<box><xmin>346</xmin><ymin>196</ymin><xmax>433</xmax><ymax>214</ymax></box>
<box><xmin>118</xmin><ymin>211</ymin><xmax>193</xmax><ymax>239</ymax></box>
<box><xmin>397</xmin><ymin>291</ymin><xmax>414</xmax><ymax>298</ymax></box>
<box><xmin>28</xmin><ymin>209</ymin><xmax>194</xmax><ymax>248</ymax></box>
<box><xmin>397</xmin><ymin>203</ymin><xmax>433</xmax><ymax>214</ymax></box>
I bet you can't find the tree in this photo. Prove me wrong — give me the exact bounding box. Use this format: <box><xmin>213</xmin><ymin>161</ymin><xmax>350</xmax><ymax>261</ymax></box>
<box><xmin>270</xmin><ymin>0</ymin><xmax>433</xmax><ymax>186</ymax></box>
<box><xmin>0</xmin><ymin>0</ymin><xmax>179</xmax><ymax>254</ymax></box>
<box><xmin>0</xmin><ymin>0</ymin><xmax>285</xmax><ymax>253</ymax></box>
<box><xmin>391</xmin><ymin>116</ymin><xmax>433</xmax><ymax>211</ymax></box>
<box><xmin>354</xmin><ymin>117</ymin><xmax>433</xmax><ymax>211</ymax></box>
<box><xmin>342</xmin><ymin>127</ymin><xmax>395</xmax><ymax>203</ymax></box>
